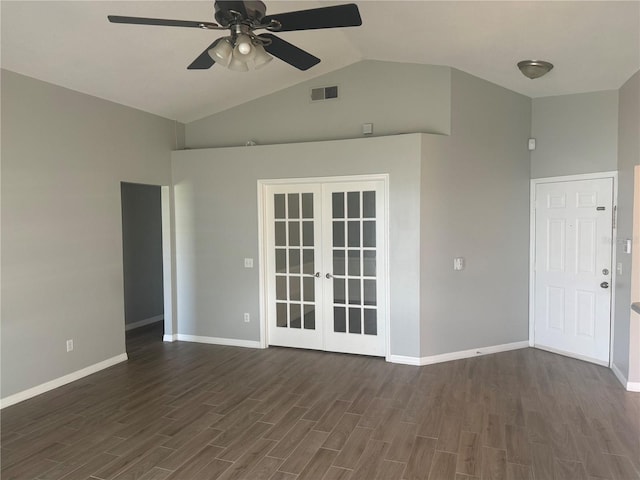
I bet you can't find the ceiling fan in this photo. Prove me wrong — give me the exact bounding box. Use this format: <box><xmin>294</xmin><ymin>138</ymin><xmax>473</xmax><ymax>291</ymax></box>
<box><xmin>108</xmin><ymin>1</ymin><xmax>362</xmax><ymax>72</ymax></box>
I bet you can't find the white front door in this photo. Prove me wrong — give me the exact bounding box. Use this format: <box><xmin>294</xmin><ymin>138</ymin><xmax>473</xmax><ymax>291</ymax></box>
<box><xmin>533</xmin><ymin>178</ymin><xmax>614</xmax><ymax>365</ymax></box>
<box><xmin>264</xmin><ymin>178</ymin><xmax>386</xmax><ymax>357</ymax></box>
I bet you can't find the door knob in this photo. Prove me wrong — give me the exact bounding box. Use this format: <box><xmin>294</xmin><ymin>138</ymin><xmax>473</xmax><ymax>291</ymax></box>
<box><xmin>600</xmin><ymin>281</ymin><xmax>609</xmax><ymax>289</ymax></box>
<box><xmin>314</xmin><ymin>272</ymin><xmax>321</xmax><ymax>278</ymax></box>
<box><xmin>326</xmin><ymin>273</ymin><xmax>334</xmax><ymax>279</ymax></box>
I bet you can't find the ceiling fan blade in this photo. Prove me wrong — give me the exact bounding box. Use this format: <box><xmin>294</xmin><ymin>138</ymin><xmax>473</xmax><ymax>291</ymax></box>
<box><xmin>108</xmin><ymin>15</ymin><xmax>219</xmax><ymax>29</ymax></box>
<box><xmin>187</xmin><ymin>39</ymin><xmax>222</xmax><ymax>70</ymax></box>
<box><xmin>263</xmin><ymin>4</ymin><xmax>361</xmax><ymax>32</ymax></box>
<box><xmin>260</xmin><ymin>34</ymin><xmax>320</xmax><ymax>71</ymax></box>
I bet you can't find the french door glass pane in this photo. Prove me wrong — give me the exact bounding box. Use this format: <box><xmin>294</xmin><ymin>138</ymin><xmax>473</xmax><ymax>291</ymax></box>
<box><xmin>363</xmin><ymin>250</ymin><xmax>376</xmax><ymax>276</ymax></box>
<box><xmin>290</xmin><ymin>304</ymin><xmax>301</xmax><ymax>328</ymax></box>
<box><xmin>334</xmin><ymin>307</ymin><xmax>346</xmax><ymax>332</ymax></box>
<box><xmin>364</xmin><ymin>309</ymin><xmax>377</xmax><ymax>335</ymax></box>
<box><xmin>334</xmin><ymin>278</ymin><xmax>346</xmax><ymax>304</ymax></box>
<box><xmin>303</xmin><ymin>277</ymin><xmax>314</xmax><ymax>302</ymax></box>
<box><xmin>289</xmin><ymin>222</ymin><xmax>300</xmax><ymax>246</ymax></box>
<box><xmin>332</xmin><ymin>193</ymin><xmax>344</xmax><ymax>218</ymax></box>
<box><xmin>290</xmin><ymin>276</ymin><xmax>300</xmax><ymax>301</ymax></box>
<box><xmin>333</xmin><ymin>222</ymin><xmax>344</xmax><ymax>247</ymax></box>
<box><xmin>348</xmin><ymin>221</ymin><xmax>360</xmax><ymax>247</ymax></box>
<box><xmin>347</xmin><ymin>192</ymin><xmax>359</xmax><ymax>218</ymax></box>
<box><xmin>302</xmin><ymin>222</ymin><xmax>314</xmax><ymax>246</ymax></box>
<box><xmin>364</xmin><ymin>280</ymin><xmax>376</xmax><ymax>306</ymax></box>
<box><xmin>277</xmin><ymin>303</ymin><xmax>287</xmax><ymax>327</ymax></box>
<box><xmin>348</xmin><ymin>279</ymin><xmax>361</xmax><ymax>305</ymax></box>
<box><xmin>304</xmin><ymin>305</ymin><xmax>315</xmax><ymax>329</ymax></box>
<box><xmin>275</xmin><ymin>222</ymin><xmax>286</xmax><ymax>246</ymax></box>
<box><xmin>333</xmin><ymin>250</ymin><xmax>345</xmax><ymax>275</ymax></box>
<box><xmin>349</xmin><ymin>308</ymin><xmax>361</xmax><ymax>333</ymax></box>
<box><xmin>289</xmin><ymin>249</ymin><xmax>300</xmax><ymax>273</ymax></box>
<box><xmin>363</xmin><ymin>191</ymin><xmax>375</xmax><ymax>218</ymax></box>
<box><xmin>276</xmin><ymin>276</ymin><xmax>287</xmax><ymax>300</ymax></box>
<box><xmin>276</xmin><ymin>249</ymin><xmax>286</xmax><ymax>273</ymax></box>
<box><xmin>302</xmin><ymin>193</ymin><xmax>313</xmax><ymax>218</ymax></box>
<box><xmin>348</xmin><ymin>251</ymin><xmax>360</xmax><ymax>276</ymax></box>
<box><xmin>288</xmin><ymin>194</ymin><xmax>299</xmax><ymax>219</ymax></box>
<box><xmin>363</xmin><ymin>222</ymin><xmax>376</xmax><ymax>248</ymax></box>
<box><xmin>275</xmin><ymin>194</ymin><xmax>286</xmax><ymax>219</ymax></box>
<box><xmin>303</xmin><ymin>249</ymin><xmax>314</xmax><ymax>275</ymax></box>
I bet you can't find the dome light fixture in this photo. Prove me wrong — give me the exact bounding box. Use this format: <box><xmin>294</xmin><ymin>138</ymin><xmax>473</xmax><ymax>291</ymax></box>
<box><xmin>517</xmin><ymin>60</ymin><xmax>554</xmax><ymax>79</ymax></box>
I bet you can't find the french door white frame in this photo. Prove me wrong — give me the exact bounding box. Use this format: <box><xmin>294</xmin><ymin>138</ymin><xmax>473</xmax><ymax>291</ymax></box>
<box><xmin>257</xmin><ymin>174</ymin><xmax>391</xmax><ymax>360</ymax></box>
<box><xmin>529</xmin><ymin>171</ymin><xmax>618</xmax><ymax>367</ymax></box>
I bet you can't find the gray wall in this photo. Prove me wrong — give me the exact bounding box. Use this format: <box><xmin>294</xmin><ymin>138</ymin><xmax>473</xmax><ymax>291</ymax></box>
<box><xmin>531</xmin><ymin>91</ymin><xmax>619</xmax><ymax>178</ymax></box>
<box><xmin>420</xmin><ymin>70</ymin><xmax>532</xmax><ymax>356</ymax></box>
<box><xmin>186</xmin><ymin>60</ymin><xmax>451</xmax><ymax>149</ymax></box>
<box><xmin>613</xmin><ymin>70</ymin><xmax>640</xmax><ymax>381</ymax></box>
<box><xmin>1</xmin><ymin>70</ymin><xmax>176</xmax><ymax>399</ymax></box>
<box><xmin>172</xmin><ymin>135</ymin><xmax>424</xmax><ymax>358</ymax></box>
<box><xmin>121</xmin><ymin>182</ymin><xmax>164</xmax><ymax>326</ymax></box>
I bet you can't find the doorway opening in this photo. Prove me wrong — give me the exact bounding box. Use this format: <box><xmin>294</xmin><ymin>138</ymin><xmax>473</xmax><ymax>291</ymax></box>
<box><xmin>121</xmin><ymin>182</ymin><xmax>164</xmax><ymax>353</ymax></box>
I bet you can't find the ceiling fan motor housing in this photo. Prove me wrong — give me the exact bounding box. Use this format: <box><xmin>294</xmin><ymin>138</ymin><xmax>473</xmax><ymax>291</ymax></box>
<box><xmin>215</xmin><ymin>1</ymin><xmax>267</xmax><ymax>26</ymax></box>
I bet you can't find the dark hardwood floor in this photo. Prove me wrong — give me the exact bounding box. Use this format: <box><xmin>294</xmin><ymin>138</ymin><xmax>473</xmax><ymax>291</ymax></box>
<box><xmin>2</xmin><ymin>323</ymin><xmax>639</xmax><ymax>480</ymax></box>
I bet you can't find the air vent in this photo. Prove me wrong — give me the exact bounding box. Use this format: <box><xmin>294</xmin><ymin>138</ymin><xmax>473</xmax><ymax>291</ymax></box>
<box><xmin>311</xmin><ymin>85</ymin><xmax>338</xmax><ymax>102</ymax></box>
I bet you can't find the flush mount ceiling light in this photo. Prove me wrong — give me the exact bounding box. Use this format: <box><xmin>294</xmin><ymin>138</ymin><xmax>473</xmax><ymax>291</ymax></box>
<box><xmin>517</xmin><ymin>60</ymin><xmax>554</xmax><ymax>79</ymax></box>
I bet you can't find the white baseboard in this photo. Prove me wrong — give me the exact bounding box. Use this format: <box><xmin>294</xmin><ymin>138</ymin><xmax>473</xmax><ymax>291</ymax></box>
<box><xmin>612</xmin><ymin>362</ymin><xmax>640</xmax><ymax>392</ymax></box>
<box><xmin>386</xmin><ymin>354</ymin><xmax>422</xmax><ymax>366</ymax></box>
<box><xmin>163</xmin><ymin>333</ymin><xmax>177</xmax><ymax>342</ymax></box>
<box><xmin>533</xmin><ymin>344</ymin><xmax>609</xmax><ymax>367</ymax></box>
<box><xmin>0</xmin><ymin>353</ymin><xmax>128</xmax><ymax>409</ymax></box>
<box><xmin>125</xmin><ymin>315</ymin><xmax>163</xmax><ymax>331</ymax></box>
<box><xmin>388</xmin><ymin>341</ymin><xmax>529</xmax><ymax>366</ymax></box>
<box><xmin>175</xmin><ymin>334</ymin><xmax>262</xmax><ymax>349</ymax></box>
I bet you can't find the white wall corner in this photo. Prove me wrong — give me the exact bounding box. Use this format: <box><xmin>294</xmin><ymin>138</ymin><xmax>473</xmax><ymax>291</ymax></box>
<box><xmin>163</xmin><ymin>333</ymin><xmax>177</xmax><ymax>342</ymax></box>
<box><xmin>0</xmin><ymin>353</ymin><xmax>128</xmax><ymax>409</ymax></box>
<box><xmin>611</xmin><ymin>362</ymin><xmax>640</xmax><ymax>392</ymax></box>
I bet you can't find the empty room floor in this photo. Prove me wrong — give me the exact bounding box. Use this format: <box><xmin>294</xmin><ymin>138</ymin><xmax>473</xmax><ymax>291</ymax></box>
<box><xmin>2</xmin><ymin>329</ymin><xmax>639</xmax><ymax>480</ymax></box>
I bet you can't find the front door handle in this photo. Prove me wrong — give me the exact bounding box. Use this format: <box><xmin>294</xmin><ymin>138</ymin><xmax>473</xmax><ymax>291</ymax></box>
<box><xmin>600</xmin><ymin>281</ymin><xmax>609</xmax><ymax>289</ymax></box>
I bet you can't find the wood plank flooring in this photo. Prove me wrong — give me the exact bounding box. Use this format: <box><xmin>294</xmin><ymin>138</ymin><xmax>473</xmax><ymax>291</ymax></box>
<box><xmin>2</xmin><ymin>323</ymin><xmax>639</xmax><ymax>480</ymax></box>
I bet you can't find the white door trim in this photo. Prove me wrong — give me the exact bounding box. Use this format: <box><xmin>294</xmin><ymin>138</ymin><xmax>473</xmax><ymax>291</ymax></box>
<box><xmin>257</xmin><ymin>174</ymin><xmax>391</xmax><ymax>359</ymax></box>
<box><xmin>529</xmin><ymin>171</ymin><xmax>618</xmax><ymax>366</ymax></box>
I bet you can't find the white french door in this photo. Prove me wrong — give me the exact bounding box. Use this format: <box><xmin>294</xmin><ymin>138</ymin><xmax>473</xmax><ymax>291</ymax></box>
<box><xmin>532</xmin><ymin>177</ymin><xmax>614</xmax><ymax>365</ymax></box>
<box><xmin>264</xmin><ymin>178</ymin><xmax>387</xmax><ymax>357</ymax></box>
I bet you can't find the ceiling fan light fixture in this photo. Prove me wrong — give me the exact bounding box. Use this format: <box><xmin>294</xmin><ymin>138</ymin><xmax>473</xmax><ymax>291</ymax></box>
<box><xmin>228</xmin><ymin>55</ymin><xmax>250</xmax><ymax>72</ymax></box>
<box><xmin>208</xmin><ymin>37</ymin><xmax>233</xmax><ymax>67</ymax></box>
<box><xmin>517</xmin><ymin>60</ymin><xmax>554</xmax><ymax>79</ymax></box>
<box><xmin>233</xmin><ymin>33</ymin><xmax>255</xmax><ymax>59</ymax></box>
<box><xmin>252</xmin><ymin>43</ymin><xmax>273</xmax><ymax>69</ymax></box>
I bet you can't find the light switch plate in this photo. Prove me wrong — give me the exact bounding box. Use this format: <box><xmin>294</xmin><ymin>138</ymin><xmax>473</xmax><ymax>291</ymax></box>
<box><xmin>454</xmin><ymin>257</ymin><xmax>465</xmax><ymax>271</ymax></box>
<box><xmin>244</xmin><ymin>258</ymin><xmax>254</xmax><ymax>268</ymax></box>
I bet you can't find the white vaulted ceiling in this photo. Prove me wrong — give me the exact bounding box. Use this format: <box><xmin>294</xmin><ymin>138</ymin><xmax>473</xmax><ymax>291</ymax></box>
<box><xmin>2</xmin><ymin>1</ymin><xmax>638</xmax><ymax>123</ymax></box>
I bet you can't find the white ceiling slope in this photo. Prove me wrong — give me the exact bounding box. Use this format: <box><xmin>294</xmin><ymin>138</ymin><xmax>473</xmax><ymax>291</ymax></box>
<box><xmin>2</xmin><ymin>1</ymin><xmax>639</xmax><ymax>123</ymax></box>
